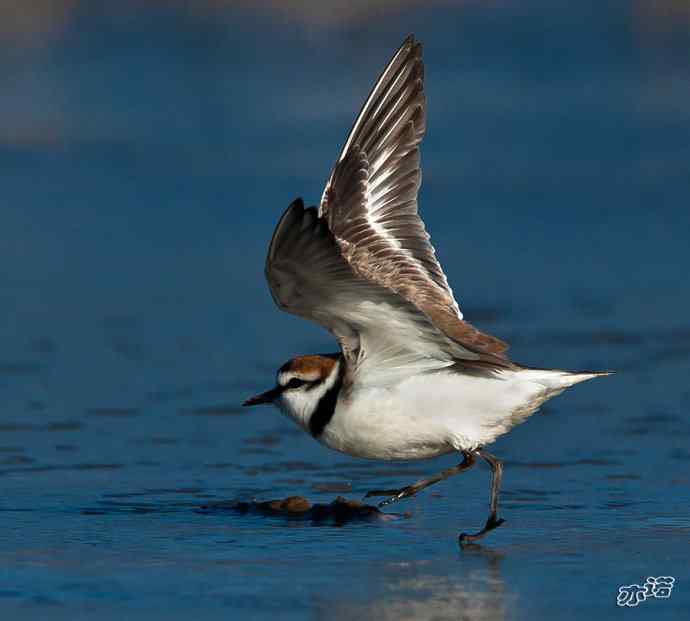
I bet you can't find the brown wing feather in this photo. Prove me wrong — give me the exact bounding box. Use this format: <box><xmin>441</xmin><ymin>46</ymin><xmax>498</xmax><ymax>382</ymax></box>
<box><xmin>319</xmin><ymin>36</ymin><xmax>509</xmax><ymax>364</ymax></box>
<box><xmin>266</xmin><ymin>199</ymin><xmax>501</xmax><ymax>382</ymax></box>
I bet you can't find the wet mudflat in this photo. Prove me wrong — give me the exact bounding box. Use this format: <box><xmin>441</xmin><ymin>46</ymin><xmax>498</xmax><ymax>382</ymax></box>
<box><xmin>1</xmin><ymin>2</ymin><xmax>689</xmax><ymax>619</ymax></box>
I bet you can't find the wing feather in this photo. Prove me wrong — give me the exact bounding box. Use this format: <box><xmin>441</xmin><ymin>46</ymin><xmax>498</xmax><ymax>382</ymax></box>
<box><xmin>318</xmin><ymin>36</ymin><xmax>509</xmax><ymax>364</ymax></box>
<box><xmin>266</xmin><ymin>200</ymin><xmax>492</xmax><ymax>386</ymax></box>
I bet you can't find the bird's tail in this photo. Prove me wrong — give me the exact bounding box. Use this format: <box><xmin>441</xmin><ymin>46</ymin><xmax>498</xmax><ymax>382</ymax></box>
<box><xmin>518</xmin><ymin>368</ymin><xmax>613</xmax><ymax>391</ymax></box>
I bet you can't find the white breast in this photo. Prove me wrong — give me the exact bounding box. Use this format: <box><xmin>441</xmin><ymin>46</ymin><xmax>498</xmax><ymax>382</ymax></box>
<box><xmin>319</xmin><ymin>368</ymin><xmax>578</xmax><ymax>460</ymax></box>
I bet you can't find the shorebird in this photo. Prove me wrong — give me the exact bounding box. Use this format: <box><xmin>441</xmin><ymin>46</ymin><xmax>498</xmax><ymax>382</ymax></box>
<box><xmin>243</xmin><ymin>35</ymin><xmax>609</xmax><ymax>543</ymax></box>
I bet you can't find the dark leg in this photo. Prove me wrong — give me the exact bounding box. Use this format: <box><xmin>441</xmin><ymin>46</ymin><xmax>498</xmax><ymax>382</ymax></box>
<box><xmin>459</xmin><ymin>448</ymin><xmax>505</xmax><ymax>544</ymax></box>
<box><xmin>365</xmin><ymin>451</ymin><xmax>476</xmax><ymax>508</ymax></box>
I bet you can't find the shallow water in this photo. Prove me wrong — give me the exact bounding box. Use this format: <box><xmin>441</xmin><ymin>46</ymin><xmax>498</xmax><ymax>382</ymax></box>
<box><xmin>1</xmin><ymin>1</ymin><xmax>689</xmax><ymax>619</ymax></box>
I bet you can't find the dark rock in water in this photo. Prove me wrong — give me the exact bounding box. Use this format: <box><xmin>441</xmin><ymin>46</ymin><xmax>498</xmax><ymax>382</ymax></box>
<box><xmin>265</xmin><ymin>495</ymin><xmax>312</xmax><ymax>514</ymax></box>
<box><xmin>198</xmin><ymin>495</ymin><xmax>389</xmax><ymax>523</ymax></box>
<box><xmin>311</xmin><ymin>496</ymin><xmax>382</xmax><ymax>522</ymax></box>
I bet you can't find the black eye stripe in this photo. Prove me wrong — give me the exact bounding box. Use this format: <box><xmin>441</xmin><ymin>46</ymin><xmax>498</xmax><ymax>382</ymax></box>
<box><xmin>285</xmin><ymin>377</ymin><xmax>312</xmax><ymax>389</ymax></box>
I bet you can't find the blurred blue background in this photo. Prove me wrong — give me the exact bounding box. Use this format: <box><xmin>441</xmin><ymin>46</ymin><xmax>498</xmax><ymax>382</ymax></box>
<box><xmin>1</xmin><ymin>1</ymin><xmax>689</xmax><ymax>619</ymax></box>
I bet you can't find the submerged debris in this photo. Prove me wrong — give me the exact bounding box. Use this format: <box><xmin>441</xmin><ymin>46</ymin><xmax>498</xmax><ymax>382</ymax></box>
<box><xmin>198</xmin><ymin>495</ymin><xmax>400</xmax><ymax>523</ymax></box>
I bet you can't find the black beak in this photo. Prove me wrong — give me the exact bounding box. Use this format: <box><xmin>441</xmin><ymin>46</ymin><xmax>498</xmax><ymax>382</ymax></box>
<box><xmin>243</xmin><ymin>386</ymin><xmax>282</xmax><ymax>407</ymax></box>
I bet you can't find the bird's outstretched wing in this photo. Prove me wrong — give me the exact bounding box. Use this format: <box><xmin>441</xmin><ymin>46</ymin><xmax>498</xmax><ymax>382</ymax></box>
<box><xmin>266</xmin><ymin>200</ymin><xmax>490</xmax><ymax>386</ymax></box>
<box><xmin>319</xmin><ymin>35</ymin><xmax>509</xmax><ymax>363</ymax></box>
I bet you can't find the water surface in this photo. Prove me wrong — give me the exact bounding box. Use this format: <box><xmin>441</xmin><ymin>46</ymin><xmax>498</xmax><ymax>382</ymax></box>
<box><xmin>1</xmin><ymin>2</ymin><xmax>689</xmax><ymax>619</ymax></box>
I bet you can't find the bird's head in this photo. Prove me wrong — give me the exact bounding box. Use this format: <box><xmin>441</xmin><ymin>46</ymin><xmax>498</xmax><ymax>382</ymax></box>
<box><xmin>243</xmin><ymin>354</ymin><xmax>342</xmax><ymax>431</ymax></box>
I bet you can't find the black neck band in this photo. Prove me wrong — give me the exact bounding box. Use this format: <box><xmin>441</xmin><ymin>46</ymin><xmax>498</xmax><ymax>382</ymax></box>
<box><xmin>308</xmin><ymin>362</ymin><xmax>345</xmax><ymax>437</ymax></box>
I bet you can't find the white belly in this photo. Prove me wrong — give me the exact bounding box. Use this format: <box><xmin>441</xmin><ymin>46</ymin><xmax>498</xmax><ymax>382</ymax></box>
<box><xmin>319</xmin><ymin>369</ymin><xmax>565</xmax><ymax>460</ymax></box>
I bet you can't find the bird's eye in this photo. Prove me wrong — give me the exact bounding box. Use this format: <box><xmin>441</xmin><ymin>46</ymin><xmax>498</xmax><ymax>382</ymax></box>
<box><xmin>285</xmin><ymin>377</ymin><xmax>306</xmax><ymax>390</ymax></box>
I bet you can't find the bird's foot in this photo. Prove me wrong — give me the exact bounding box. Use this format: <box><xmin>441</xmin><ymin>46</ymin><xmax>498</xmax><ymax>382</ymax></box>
<box><xmin>458</xmin><ymin>514</ymin><xmax>505</xmax><ymax>545</ymax></box>
<box><xmin>364</xmin><ymin>486</ymin><xmax>415</xmax><ymax>508</ymax></box>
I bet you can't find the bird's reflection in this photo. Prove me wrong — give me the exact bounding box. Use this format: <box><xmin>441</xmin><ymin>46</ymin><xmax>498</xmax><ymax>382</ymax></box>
<box><xmin>315</xmin><ymin>547</ymin><xmax>509</xmax><ymax>621</ymax></box>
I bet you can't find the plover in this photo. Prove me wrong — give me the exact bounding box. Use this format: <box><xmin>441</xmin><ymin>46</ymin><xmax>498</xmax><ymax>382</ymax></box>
<box><xmin>244</xmin><ymin>35</ymin><xmax>609</xmax><ymax>543</ymax></box>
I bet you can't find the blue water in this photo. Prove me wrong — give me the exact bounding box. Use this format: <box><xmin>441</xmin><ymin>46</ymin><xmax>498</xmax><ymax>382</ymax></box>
<box><xmin>1</xmin><ymin>2</ymin><xmax>689</xmax><ymax>619</ymax></box>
